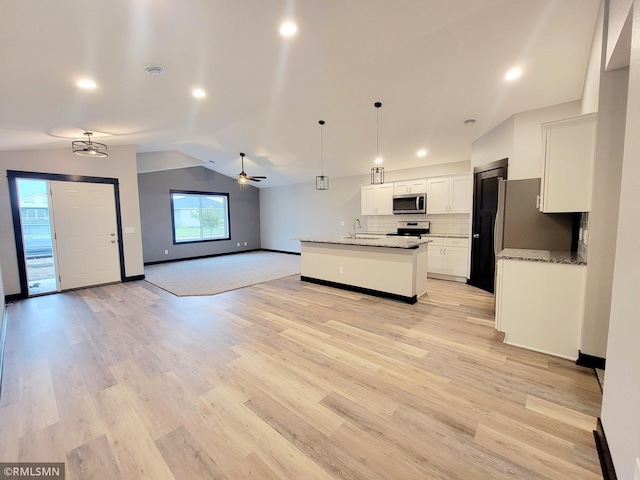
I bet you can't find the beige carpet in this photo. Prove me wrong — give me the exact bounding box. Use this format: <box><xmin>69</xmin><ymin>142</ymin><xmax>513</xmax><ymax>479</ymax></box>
<box><xmin>144</xmin><ymin>251</ymin><xmax>301</xmax><ymax>296</ymax></box>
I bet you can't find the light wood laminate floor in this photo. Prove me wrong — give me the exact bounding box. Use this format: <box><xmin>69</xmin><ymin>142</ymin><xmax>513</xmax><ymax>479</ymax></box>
<box><xmin>0</xmin><ymin>276</ymin><xmax>602</xmax><ymax>479</ymax></box>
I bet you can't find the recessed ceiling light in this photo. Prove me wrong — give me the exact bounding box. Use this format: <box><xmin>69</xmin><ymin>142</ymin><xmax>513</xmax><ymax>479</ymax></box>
<box><xmin>417</xmin><ymin>149</ymin><xmax>427</xmax><ymax>158</ymax></box>
<box><xmin>77</xmin><ymin>79</ymin><xmax>97</xmax><ymax>90</ymax></box>
<box><xmin>192</xmin><ymin>88</ymin><xmax>206</xmax><ymax>98</ymax></box>
<box><xmin>279</xmin><ymin>21</ymin><xmax>298</xmax><ymax>37</ymax></box>
<box><xmin>505</xmin><ymin>67</ymin><xmax>523</xmax><ymax>81</ymax></box>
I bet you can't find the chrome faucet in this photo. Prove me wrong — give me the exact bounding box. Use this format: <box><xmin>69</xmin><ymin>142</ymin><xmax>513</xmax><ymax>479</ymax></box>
<box><xmin>353</xmin><ymin>218</ymin><xmax>361</xmax><ymax>239</ymax></box>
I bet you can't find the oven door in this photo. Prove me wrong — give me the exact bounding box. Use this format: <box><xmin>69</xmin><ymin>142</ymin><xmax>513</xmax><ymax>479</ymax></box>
<box><xmin>392</xmin><ymin>194</ymin><xmax>426</xmax><ymax>214</ymax></box>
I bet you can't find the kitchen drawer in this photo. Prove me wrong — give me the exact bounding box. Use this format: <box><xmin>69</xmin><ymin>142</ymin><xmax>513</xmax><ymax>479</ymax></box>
<box><xmin>443</xmin><ymin>238</ymin><xmax>468</xmax><ymax>248</ymax></box>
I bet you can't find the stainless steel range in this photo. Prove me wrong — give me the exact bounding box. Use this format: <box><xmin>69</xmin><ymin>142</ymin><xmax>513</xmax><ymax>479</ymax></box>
<box><xmin>387</xmin><ymin>221</ymin><xmax>430</xmax><ymax>238</ymax></box>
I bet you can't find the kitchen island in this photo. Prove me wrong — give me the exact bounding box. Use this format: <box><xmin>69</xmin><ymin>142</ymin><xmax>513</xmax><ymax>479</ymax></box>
<box><xmin>296</xmin><ymin>235</ymin><xmax>431</xmax><ymax>304</ymax></box>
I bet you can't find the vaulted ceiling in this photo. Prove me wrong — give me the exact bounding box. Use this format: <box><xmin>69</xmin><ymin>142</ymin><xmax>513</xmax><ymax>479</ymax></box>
<box><xmin>0</xmin><ymin>0</ymin><xmax>600</xmax><ymax>187</ymax></box>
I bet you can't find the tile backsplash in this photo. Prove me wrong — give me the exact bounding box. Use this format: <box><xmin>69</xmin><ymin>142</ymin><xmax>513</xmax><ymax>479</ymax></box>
<box><xmin>366</xmin><ymin>214</ymin><xmax>470</xmax><ymax>236</ymax></box>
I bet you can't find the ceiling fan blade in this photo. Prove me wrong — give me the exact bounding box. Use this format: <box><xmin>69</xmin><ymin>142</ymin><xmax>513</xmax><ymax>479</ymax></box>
<box><xmin>247</xmin><ymin>177</ymin><xmax>262</xmax><ymax>182</ymax></box>
<box><xmin>248</xmin><ymin>176</ymin><xmax>267</xmax><ymax>179</ymax></box>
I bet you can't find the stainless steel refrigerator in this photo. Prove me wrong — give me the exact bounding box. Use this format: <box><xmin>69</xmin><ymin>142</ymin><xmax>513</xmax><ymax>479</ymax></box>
<box><xmin>495</xmin><ymin>178</ymin><xmax>575</xmax><ymax>256</ymax></box>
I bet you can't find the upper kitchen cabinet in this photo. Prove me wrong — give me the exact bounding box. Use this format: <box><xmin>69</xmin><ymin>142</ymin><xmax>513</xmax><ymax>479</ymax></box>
<box><xmin>393</xmin><ymin>178</ymin><xmax>427</xmax><ymax>195</ymax></box>
<box><xmin>540</xmin><ymin>113</ymin><xmax>597</xmax><ymax>213</ymax></box>
<box><xmin>361</xmin><ymin>184</ymin><xmax>393</xmax><ymax>215</ymax></box>
<box><xmin>426</xmin><ymin>175</ymin><xmax>471</xmax><ymax>214</ymax></box>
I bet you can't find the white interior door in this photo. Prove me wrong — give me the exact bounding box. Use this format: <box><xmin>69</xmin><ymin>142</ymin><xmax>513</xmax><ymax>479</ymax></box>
<box><xmin>50</xmin><ymin>181</ymin><xmax>121</xmax><ymax>290</ymax></box>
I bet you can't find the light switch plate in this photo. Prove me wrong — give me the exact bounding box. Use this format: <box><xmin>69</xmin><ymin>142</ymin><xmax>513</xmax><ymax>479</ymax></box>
<box><xmin>124</xmin><ymin>226</ymin><xmax>135</xmax><ymax>234</ymax></box>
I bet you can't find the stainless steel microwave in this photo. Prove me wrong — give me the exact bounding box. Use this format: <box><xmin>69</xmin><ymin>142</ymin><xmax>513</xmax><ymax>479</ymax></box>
<box><xmin>392</xmin><ymin>193</ymin><xmax>426</xmax><ymax>214</ymax></box>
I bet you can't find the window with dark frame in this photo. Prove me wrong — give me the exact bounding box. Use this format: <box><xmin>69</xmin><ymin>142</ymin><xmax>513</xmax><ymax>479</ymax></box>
<box><xmin>170</xmin><ymin>190</ymin><xmax>230</xmax><ymax>244</ymax></box>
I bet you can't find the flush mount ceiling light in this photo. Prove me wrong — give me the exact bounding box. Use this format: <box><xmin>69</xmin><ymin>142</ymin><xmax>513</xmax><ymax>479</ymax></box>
<box><xmin>417</xmin><ymin>149</ymin><xmax>427</xmax><ymax>158</ymax></box>
<box><xmin>505</xmin><ymin>67</ymin><xmax>523</xmax><ymax>81</ymax></box>
<box><xmin>316</xmin><ymin>120</ymin><xmax>329</xmax><ymax>190</ymax></box>
<box><xmin>192</xmin><ymin>88</ymin><xmax>206</xmax><ymax>98</ymax></box>
<box><xmin>145</xmin><ymin>65</ymin><xmax>165</xmax><ymax>77</ymax></box>
<box><xmin>76</xmin><ymin>79</ymin><xmax>97</xmax><ymax>90</ymax></box>
<box><xmin>371</xmin><ymin>101</ymin><xmax>384</xmax><ymax>184</ymax></box>
<box><xmin>72</xmin><ymin>131</ymin><xmax>108</xmax><ymax>157</ymax></box>
<box><xmin>279</xmin><ymin>21</ymin><xmax>298</xmax><ymax>37</ymax></box>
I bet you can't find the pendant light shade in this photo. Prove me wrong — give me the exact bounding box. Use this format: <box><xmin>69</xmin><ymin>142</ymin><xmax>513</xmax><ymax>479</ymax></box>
<box><xmin>370</xmin><ymin>101</ymin><xmax>384</xmax><ymax>184</ymax></box>
<box><xmin>72</xmin><ymin>131</ymin><xmax>108</xmax><ymax>157</ymax></box>
<box><xmin>316</xmin><ymin>120</ymin><xmax>329</xmax><ymax>190</ymax></box>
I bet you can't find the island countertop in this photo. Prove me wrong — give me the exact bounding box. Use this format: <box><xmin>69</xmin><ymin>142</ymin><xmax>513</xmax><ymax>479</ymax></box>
<box><xmin>296</xmin><ymin>235</ymin><xmax>432</xmax><ymax>249</ymax></box>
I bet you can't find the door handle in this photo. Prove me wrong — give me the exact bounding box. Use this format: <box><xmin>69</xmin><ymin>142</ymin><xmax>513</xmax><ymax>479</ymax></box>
<box><xmin>472</xmin><ymin>233</ymin><xmax>480</xmax><ymax>238</ymax></box>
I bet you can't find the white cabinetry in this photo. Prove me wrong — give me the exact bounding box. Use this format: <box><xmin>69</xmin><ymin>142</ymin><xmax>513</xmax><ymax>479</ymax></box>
<box><xmin>393</xmin><ymin>178</ymin><xmax>427</xmax><ymax>195</ymax></box>
<box><xmin>426</xmin><ymin>175</ymin><xmax>471</xmax><ymax>214</ymax></box>
<box><xmin>360</xmin><ymin>184</ymin><xmax>393</xmax><ymax>215</ymax></box>
<box><xmin>427</xmin><ymin>237</ymin><xmax>468</xmax><ymax>278</ymax></box>
<box><xmin>495</xmin><ymin>259</ymin><xmax>586</xmax><ymax>360</ymax></box>
<box><xmin>540</xmin><ymin>113</ymin><xmax>597</xmax><ymax>213</ymax></box>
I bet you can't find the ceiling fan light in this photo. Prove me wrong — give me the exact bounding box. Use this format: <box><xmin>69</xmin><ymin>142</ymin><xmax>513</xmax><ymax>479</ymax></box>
<box><xmin>72</xmin><ymin>131</ymin><xmax>108</xmax><ymax>157</ymax></box>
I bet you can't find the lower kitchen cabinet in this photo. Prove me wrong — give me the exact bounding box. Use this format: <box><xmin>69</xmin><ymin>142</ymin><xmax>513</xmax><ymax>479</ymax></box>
<box><xmin>427</xmin><ymin>237</ymin><xmax>468</xmax><ymax>278</ymax></box>
<box><xmin>495</xmin><ymin>258</ymin><xmax>586</xmax><ymax>360</ymax></box>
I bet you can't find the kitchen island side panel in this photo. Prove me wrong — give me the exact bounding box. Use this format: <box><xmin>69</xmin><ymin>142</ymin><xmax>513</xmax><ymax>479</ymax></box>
<box><xmin>300</xmin><ymin>242</ymin><xmax>427</xmax><ymax>298</ymax></box>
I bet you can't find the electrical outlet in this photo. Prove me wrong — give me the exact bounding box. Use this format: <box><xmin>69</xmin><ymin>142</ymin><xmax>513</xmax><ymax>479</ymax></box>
<box><xmin>237</xmin><ymin>242</ymin><xmax>240</xmax><ymax>247</ymax></box>
<box><xmin>164</xmin><ymin>250</ymin><xmax>168</xmax><ymax>255</ymax></box>
<box><xmin>340</xmin><ymin>221</ymin><xmax>345</xmax><ymax>227</ymax></box>
<box><xmin>339</xmin><ymin>266</ymin><xmax>343</xmax><ymax>274</ymax></box>
<box><xmin>583</xmin><ymin>229</ymin><xmax>588</xmax><ymax>245</ymax></box>
<box><xmin>244</xmin><ymin>242</ymin><xmax>247</xmax><ymax>246</ymax></box>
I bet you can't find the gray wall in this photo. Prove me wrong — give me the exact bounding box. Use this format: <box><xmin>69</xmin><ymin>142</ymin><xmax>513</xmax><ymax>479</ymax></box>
<box><xmin>138</xmin><ymin>166</ymin><xmax>260</xmax><ymax>263</ymax></box>
<box><xmin>260</xmin><ymin>161</ymin><xmax>471</xmax><ymax>253</ymax></box>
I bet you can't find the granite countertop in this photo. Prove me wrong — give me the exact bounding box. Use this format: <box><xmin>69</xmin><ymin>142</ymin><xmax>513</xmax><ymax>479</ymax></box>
<box><xmin>497</xmin><ymin>248</ymin><xmax>587</xmax><ymax>265</ymax></box>
<box><xmin>296</xmin><ymin>235</ymin><xmax>433</xmax><ymax>250</ymax></box>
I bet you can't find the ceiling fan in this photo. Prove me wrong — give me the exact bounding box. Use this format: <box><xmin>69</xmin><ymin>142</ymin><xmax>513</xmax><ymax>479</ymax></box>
<box><xmin>237</xmin><ymin>152</ymin><xmax>267</xmax><ymax>184</ymax></box>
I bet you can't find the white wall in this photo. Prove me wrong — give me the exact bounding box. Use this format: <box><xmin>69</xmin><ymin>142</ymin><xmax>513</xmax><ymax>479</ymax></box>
<box><xmin>0</xmin><ymin>145</ymin><xmax>144</xmax><ymax>296</ymax></box>
<box><xmin>601</xmin><ymin>1</ymin><xmax>640</xmax><ymax>478</ymax></box>
<box><xmin>581</xmin><ymin>1</ymin><xmax>628</xmax><ymax>359</ymax></box>
<box><xmin>471</xmin><ymin>101</ymin><xmax>581</xmax><ymax>179</ymax></box>
<box><xmin>260</xmin><ymin>161</ymin><xmax>470</xmax><ymax>253</ymax></box>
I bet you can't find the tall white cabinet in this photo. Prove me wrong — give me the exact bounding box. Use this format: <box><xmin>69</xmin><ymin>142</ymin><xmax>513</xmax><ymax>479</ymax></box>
<box><xmin>540</xmin><ymin>113</ymin><xmax>597</xmax><ymax>213</ymax></box>
<box><xmin>426</xmin><ymin>175</ymin><xmax>471</xmax><ymax>214</ymax></box>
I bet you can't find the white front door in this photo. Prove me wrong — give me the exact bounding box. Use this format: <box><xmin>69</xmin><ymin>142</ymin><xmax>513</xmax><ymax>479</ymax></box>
<box><xmin>50</xmin><ymin>181</ymin><xmax>121</xmax><ymax>290</ymax></box>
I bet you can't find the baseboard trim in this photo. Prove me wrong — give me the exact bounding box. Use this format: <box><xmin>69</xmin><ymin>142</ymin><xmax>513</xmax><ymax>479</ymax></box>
<box><xmin>594</xmin><ymin>417</ymin><xmax>617</xmax><ymax>480</ymax></box>
<box><xmin>5</xmin><ymin>293</ymin><xmax>23</xmax><ymax>302</ymax></box>
<box><xmin>300</xmin><ymin>276</ymin><xmax>417</xmax><ymax>304</ymax></box>
<box><xmin>124</xmin><ymin>274</ymin><xmax>145</xmax><ymax>282</ymax></box>
<box><xmin>144</xmin><ymin>249</ymin><xmax>261</xmax><ymax>266</ymax></box>
<box><xmin>576</xmin><ymin>351</ymin><xmax>606</xmax><ymax>369</ymax></box>
<box><xmin>260</xmin><ymin>249</ymin><xmax>301</xmax><ymax>256</ymax></box>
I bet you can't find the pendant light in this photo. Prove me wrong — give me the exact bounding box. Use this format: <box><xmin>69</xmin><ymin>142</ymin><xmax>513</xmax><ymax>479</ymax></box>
<box><xmin>371</xmin><ymin>102</ymin><xmax>384</xmax><ymax>184</ymax></box>
<box><xmin>316</xmin><ymin>120</ymin><xmax>329</xmax><ymax>190</ymax></box>
<box><xmin>72</xmin><ymin>131</ymin><xmax>108</xmax><ymax>157</ymax></box>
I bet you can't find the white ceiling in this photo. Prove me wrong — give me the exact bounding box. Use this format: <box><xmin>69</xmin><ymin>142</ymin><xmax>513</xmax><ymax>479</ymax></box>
<box><xmin>0</xmin><ymin>0</ymin><xmax>600</xmax><ymax>187</ymax></box>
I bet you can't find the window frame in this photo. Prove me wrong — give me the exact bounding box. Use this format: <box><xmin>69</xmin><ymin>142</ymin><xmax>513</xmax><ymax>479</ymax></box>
<box><xmin>170</xmin><ymin>189</ymin><xmax>231</xmax><ymax>245</ymax></box>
